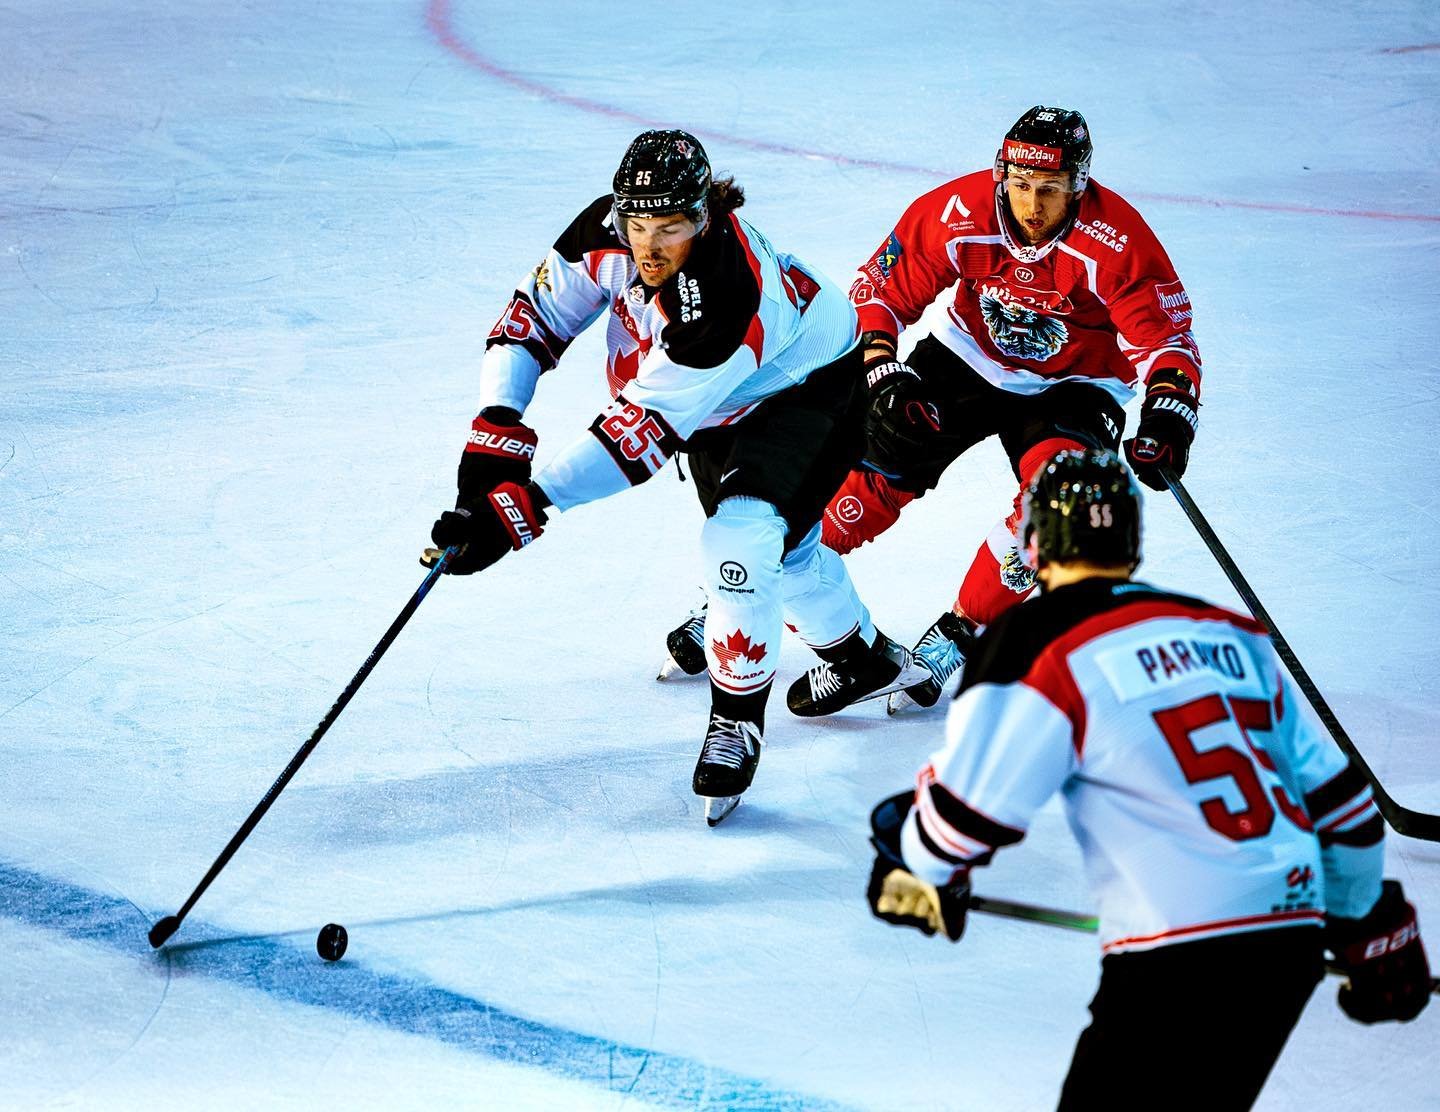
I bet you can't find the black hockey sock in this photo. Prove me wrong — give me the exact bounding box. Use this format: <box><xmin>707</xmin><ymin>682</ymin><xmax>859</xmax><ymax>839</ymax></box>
<box><xmin>710</xmin><ymin>680</ymin><xmax>771</xmax><ymax>729</ymax></box>
<box><xmin>814</xmin><ymin>628</ymin><xmax>880</xmax><ymax>666</ymax></box>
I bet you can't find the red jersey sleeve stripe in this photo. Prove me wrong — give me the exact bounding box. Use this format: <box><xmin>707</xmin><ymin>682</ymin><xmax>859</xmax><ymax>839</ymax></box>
<box><xmin>729</xmin><ymin>214</ymin><xmax>766</xmax><ymax>365</ymax></box>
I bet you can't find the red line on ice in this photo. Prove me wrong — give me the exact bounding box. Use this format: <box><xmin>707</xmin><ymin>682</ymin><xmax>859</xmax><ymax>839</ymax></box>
<box><xmin>1381</xmin><ymin>43</ymin><xmax>1440</xmax><ymax>54</ymax></box>
<box><xmin>424</xmin><ymin>0</ymin><xmax>1440</xmax><ymax>225</ymax></box>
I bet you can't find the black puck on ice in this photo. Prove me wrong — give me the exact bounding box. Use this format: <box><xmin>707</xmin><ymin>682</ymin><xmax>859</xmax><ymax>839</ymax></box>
<box><xmin>317</xmin><ymin>922</ymin><xmax>348</xmax><ymax>962</ymax></box>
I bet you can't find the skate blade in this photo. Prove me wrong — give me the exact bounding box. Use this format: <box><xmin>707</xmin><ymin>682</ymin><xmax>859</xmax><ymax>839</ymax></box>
<box><xmin>887</xmin><ymin>689</ymin><xmax>921</xmax><ymax>715</ymax></box>
<box><xmin>850</xmin><ymin>659</ymin><xmax>936</xmax><ymax>708</ymax></box>
<box><xmin>703</xmin><ymin>795</ymin><xmax>742</xmax><ymax>826</ymax></box>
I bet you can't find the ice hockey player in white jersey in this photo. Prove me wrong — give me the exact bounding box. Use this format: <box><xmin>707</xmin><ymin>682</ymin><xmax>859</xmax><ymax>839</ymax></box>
<box><xmin>866</xmin><ymin>449</ymin><xmax>1430</xmax><ymax>1109</ymax></box>
<box><xmin>429</xmin><ymin>130</ymin><xmax>928</xmax><ymax>825</ymax></box>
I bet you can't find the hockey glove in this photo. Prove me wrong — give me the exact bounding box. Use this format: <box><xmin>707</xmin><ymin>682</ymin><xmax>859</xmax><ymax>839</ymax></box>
<box><xmin>863</xmin><ymin>357</ymin><xmax>946</xmax><ymax>488</ymax></box>
<box><xmin>457</xmin><ymin>407</ymin><xmax>539</xmax><ymax>506</ymax></box>
<box><xmin>866</xmin><ymin>790</ymin><xmax>971</xmax><ymax>942</ymax></box>
<box><xmin>1124</xmin><ymin>368</ymin><xmax>1198</xmax><ymax>491</ymax></box>
<box><xmin>430</xmin><ymin>481</ymin><xmax>547</xmax><ymax>575</ymax></box>
<box><xmin>1326</xmin><ymin>879</ymin><xmax>1430</xmax><ymax>1024</ymax></box>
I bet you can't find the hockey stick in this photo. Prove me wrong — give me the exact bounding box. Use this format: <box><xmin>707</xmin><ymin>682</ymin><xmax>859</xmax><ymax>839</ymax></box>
<box><xmin>148</xmin><ymin>546</ymin><xmax>458</xmax><ymax>948</ymax></box>
<box><xmin>971</xmin><ymin>894</ymin><xmax>1440</xmax><ymax>992</ymax></box>
<box><xmin>1160</xmin><ymin>469</ymin><xmax>1440</xmax><ymax>842</ymax></box>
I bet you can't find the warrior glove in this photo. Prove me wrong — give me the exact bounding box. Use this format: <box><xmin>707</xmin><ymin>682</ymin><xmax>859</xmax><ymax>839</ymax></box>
<box><xmin>1124</xmin><ymin>368</ymin><xmax>1198</xmax><ymax>491</ymax></box>
<box><xmin>1326</xmin><ymin>879</ymin><xmax>1430</xmax><ymax>1024</ymax></box>
<box><xmin>864</xmin><ymin>357</ymin><xmax>945</xmax><ymax>487</ymax></box>
<box><xmin>866</xmin><ymin>790</ymin><xmax>971</xmax><ymax>942</ymax></box>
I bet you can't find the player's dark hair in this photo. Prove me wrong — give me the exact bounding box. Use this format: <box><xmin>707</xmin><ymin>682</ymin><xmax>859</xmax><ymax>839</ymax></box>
<box><xmin>707</xmin><ymin>176</ymin><xmax>745</xmax><ymax>216</ymax></box>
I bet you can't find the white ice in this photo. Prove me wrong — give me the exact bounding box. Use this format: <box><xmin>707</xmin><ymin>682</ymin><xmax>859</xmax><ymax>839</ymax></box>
<box><xmin>2</xmin><ymin>2</ymin><xmax>1437</xmax><ymax>1109</ymax></box>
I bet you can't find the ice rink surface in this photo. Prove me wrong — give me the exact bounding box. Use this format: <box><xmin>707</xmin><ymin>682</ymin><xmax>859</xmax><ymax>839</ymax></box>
<box><xmin>2</xmin><ymin>1</ymin><xmax>1438</xmax><ymax>1108</ymax></box>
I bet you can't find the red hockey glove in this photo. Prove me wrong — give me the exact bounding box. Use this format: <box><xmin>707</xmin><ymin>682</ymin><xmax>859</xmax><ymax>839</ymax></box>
<box><xmin>1124</xmin><ymin>368</ymin><xmax>1198</xmax><ymax>491</ymax></box>
<box><xmin>1326</xmin><ymin>879</ymin><xmax>1431</xmax><ymax>1024</ymax></box>
<box><xmin>430</xmin><ymin>482</ymin><xmax>547</xmax><ymax>576</ymax></box>
<box><xmin>866</xmin><ymin>791</ymin><xmax>971</xmax><ymax>942</ymax></box>
<box><xmin>864</xmin><ymin>357</ymin><xmax>946</xmax><ymax>489</ymax></box>
<box><xmin>457</xmin><ymin>407</ymin><xmax>538</xmax><ymax>507</ymax></box>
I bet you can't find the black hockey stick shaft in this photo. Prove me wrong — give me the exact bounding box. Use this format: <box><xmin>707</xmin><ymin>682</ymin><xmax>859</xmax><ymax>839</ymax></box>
<box><xmin>1160</xmin><ymin>469</ymin><xmax>1440</xmax><ymax>843</ymax></box>
<box><xmin>148</xmin><ymin>547</ymin><xmax>457</xmax><ymax>948</ymax></box>
<box><xmin>970</xmin><ymin>894</ymin><xmax>1440</xmax><ymax>992</ymax></box>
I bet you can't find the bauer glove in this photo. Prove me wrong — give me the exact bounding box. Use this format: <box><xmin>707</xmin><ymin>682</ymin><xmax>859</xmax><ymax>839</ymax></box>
<box><xmin>431</xmin><ymin>481</ymin><xmax>547</xmax><ymax>576</ymax></box>
<box><xmin>1124</xmin><ymin>368</ymin><xmax>1198</xmax><ymax>491</ymax></box>
<box><xmin>1326</xmin><ymin>879</ymin><xmax>1431</xmax><ymax>1024</ymax></box>
<box><xmin>866</xmin><ymin>790</ymin><xmax>971</xmax><ymax>942</ymax></box>
<box><xmin>457</xmin><ymin>407</ymin><xmax>539</xmax><ymax>506</ymax></box>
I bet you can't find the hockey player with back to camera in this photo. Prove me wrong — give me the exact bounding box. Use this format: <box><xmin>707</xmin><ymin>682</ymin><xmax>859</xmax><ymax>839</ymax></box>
<box><xmin>866</xmin><ymin>448</ymin><xmax>1430</xmax><ymax>1110</ymax></box>
<box><xmin>428</xmin><ymin>130</ymin><xmax>930</xmax><ymax>826</ymax></box>
<box><xmin>694</xmin><ymin>106</ymin><xmax>1200</xmax><ymax>717</ymax></box>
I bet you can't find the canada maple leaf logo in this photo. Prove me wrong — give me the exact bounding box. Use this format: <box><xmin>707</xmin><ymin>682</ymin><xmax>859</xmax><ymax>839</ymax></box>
<box><xmin>711</xmin><ymin>629</ymin><xmax>766</xmax><ymax>674</ymax></box>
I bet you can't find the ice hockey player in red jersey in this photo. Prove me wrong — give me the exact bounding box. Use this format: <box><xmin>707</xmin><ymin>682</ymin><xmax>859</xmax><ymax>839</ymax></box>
<box><xmin>812</xmin><ymin>105</ymin><xmax>1203</xmax><ymax>715</ymax></box>
<box><xmin>866</xmin><ymin>449</ymin><xmax>1430</xmax><ymax>1110</ymax></box>
<box><xmin>428</xmin><ymin>130</ymin><xmax>929</xmax><ymax>826</ymax></box>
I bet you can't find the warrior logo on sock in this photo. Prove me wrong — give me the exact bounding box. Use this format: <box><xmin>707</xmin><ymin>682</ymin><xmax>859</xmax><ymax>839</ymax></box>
<box><xmin>834</xmin><ymin>496</ymin><xmax>864</xmax><ymax>525</ymax></box>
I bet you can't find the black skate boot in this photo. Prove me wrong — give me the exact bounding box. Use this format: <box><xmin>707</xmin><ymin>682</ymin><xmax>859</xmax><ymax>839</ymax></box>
<box><xmin>887</xmin><ymin>611</ymin><xmax>977</xmax><ymax>714</ymax></box>
<box><xmin>786</xmin><ymin>630</ymin><xmax>931</xmax><ymax>718</ymax></box>
<box><xmin>658</xmin><ymin>600</ymin><xmax>708</xmax><ymax>680</ymax></box>
<box><xmin>692</xmin><ymin>712</ymin><xmax>765</xmax><ymax>826</ymax></box>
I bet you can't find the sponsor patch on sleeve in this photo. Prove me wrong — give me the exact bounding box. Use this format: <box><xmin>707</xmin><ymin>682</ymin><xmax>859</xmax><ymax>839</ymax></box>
<box><xmin>1154</xmin><ymin>280</ymin><xmax>1193</xmax><ymax>326</ymax></box>
<box><xmin>866</xmin><ymin>231</ymin><xmax>904</xmax><ymax>282</ymax></box>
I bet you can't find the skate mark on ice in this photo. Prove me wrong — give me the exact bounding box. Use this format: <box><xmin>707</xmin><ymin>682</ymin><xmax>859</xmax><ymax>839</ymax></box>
<box><xmin>423</xmin><ymin>0</ymin><xmax>1440</xmax><ymax>225</ymax></box>
<box><xmin>0</xmin><ymin>860</ymin><xmax>860</xmax><ymax>1111</ymax></box>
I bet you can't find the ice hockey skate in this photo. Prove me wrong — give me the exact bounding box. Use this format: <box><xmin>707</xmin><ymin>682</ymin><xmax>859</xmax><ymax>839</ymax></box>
<box><xmin>657</xmin><ymin>601</ymin><xmax>708</xmax><ymax>680</ymax></box>
<box><xmin>692</xmin><ymin>712</ymin><xmax>764</xmax><ymax>826</ymax></box>
<box><xmin>786</xmin><ymin>631</ymin><xmax>932</xmax><ymax>718</ymax></box>
<box><xmin>887</xmin><ymin>611</ymin><xmax>977</xmax><ymax>714</ymax></box>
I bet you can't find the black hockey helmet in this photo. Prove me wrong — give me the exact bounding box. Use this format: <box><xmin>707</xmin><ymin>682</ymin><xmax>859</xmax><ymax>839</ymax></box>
<box><xmin>612</xmin><ymin>129</ymin><xmax>711</xmax><ymax>227</ymax></box>
<box><xmin>993</xmin><ymin>106</ymin><xmax>1093</xmax><ymax>193</ymax></box>
<box><xmin>1019</xmin><ymin>449</ymin><xmax>1141</xmax><ymax>570</ymax></box>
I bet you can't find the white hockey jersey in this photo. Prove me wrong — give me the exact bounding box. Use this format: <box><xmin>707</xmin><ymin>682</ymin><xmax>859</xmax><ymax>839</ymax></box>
<box><xmin>899</xmin><ymin>579</ymin><xmax>1385</xmax><ymax>954</ymax></box>
<box><xmin>477</xmin><ymin>196</ymin><xmax>859</xmax><ymax>511</ymax></box>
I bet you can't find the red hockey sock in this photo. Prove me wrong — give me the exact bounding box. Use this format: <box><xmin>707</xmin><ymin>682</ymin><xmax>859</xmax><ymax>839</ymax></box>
<box><xmin>953</xmin><ymin>437</ymin><xmax>1084</xmax><ymax>625</ymax></box>
<box><xmin>822</xmin><ymin>469</ymin><xmax>915</xmax><ymax>554</ymax></box>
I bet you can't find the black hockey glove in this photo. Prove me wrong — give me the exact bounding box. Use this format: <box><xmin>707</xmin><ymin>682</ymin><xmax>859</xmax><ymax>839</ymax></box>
<box><xmin>457</xmin><ymin>407</ymin><xmax>539</xmax><ymax>507</ymax></box>
<box><xmin>863</xmin><ymin>357</ymin><xmax>946</xmax><ymax>486</ymax></box>
<box><xmin>866</xmin><ymin>790</ymin><xmax>971</xmax><ymax>942</ymax></box>
<box><xmin>1124</xmin><ymin>368</ymin><xmax>1198</xmax><ymax>491</ymax></box>
<box><xmin>431</xmin><ymin>481</ymin><xmax>547</xmax><ymax>575</ymax></box>
<box><xmin>1326</xmin><ymin>879</ymin><xmax>1431</xmax><ymax>1024</ymax></box>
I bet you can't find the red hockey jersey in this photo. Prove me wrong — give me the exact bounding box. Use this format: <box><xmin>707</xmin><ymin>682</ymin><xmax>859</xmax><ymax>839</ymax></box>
<box><xmin>851</xmin><ymin>171</ymin><xmax>1201</xmax><ymax>404</ymax></box>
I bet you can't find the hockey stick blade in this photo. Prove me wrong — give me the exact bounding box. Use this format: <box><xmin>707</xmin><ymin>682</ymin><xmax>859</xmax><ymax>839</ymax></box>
<box><xmin>972</xmin><ymin>893</ymin><xmax>1440</xmax><ymax>993</ymax></box>
<box><xmin>1161</xmin><ymin>470</ymin><xmax>1440</xmax><ymax>842</ymax></box>
<box><xmin>148</xmin><ymin>915</ymin><xmax>181</xmax><ymax>949</ymax></box>
<box><xmin>149</xmin><ymin>546</ymin><xmax>457</xmax><ymax>948</ymax></box>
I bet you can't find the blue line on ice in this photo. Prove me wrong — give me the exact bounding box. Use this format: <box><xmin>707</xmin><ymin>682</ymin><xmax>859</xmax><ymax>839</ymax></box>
<box><xmin>0</xmin><ymin>860</ymin><xmax>856</xmax><ymax>1111</ymax></box>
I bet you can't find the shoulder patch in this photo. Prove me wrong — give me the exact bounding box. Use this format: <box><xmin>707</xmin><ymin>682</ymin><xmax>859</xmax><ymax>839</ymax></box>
<box><xmin>552</xmin><ymin>195</ymin><xmax>624</xmax><ymax>264</ymax></box>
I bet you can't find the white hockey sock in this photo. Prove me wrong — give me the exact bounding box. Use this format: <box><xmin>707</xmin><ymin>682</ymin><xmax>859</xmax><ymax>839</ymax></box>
<box><xmin>781</xmin><ymin>523</ymin><xmax>875</xmax><ymax>652</ymax></box>
<box><xmin>702</xmin><ymin>497</ymin><xmax>785</xmax><ymax>697</ymax></box>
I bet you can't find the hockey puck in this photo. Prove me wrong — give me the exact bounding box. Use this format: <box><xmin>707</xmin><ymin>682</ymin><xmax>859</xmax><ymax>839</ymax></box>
<box><xmin>316</xmin><ymin>922</ymin><xmax>348</xmax><ymax>962</ymax></box>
